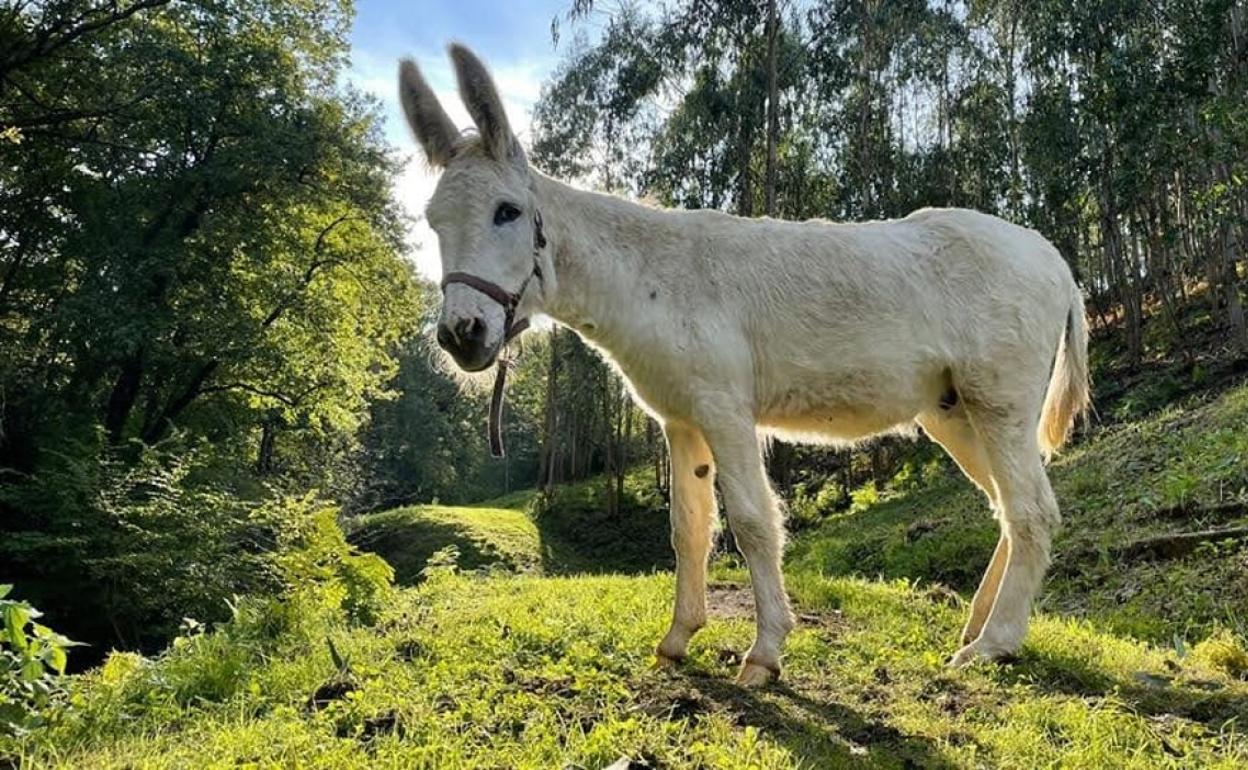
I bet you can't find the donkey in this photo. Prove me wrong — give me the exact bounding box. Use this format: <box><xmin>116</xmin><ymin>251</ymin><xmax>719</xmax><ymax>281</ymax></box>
<box><xmin>400</xmin><ymin>44</ymin><xmax>1089</xmax><ymax>686</ymax></box>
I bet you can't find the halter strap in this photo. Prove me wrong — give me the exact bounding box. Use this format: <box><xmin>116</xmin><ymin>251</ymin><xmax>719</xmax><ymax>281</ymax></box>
<box><xmin>439</xmin><ymin>269</ymin><xmax>533</xmax><ymax>344</ymax></box>
<box><xmin>439</xmin><ymin>209</ymin><xmax>547</xmax><ymax>457</ymax></box>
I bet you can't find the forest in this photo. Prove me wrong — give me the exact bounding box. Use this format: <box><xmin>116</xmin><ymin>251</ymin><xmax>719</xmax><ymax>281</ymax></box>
<box><xmin>1</xmin><ymin>0</ymin><xmax>1247</xmax><ymax>767</ymax></box>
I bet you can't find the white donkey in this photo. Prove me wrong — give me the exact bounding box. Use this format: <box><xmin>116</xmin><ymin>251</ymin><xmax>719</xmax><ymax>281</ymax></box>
<box><xmin>400</xmin><ymin>45</ymin><xmax>1090</xmax><ymax>686</ymax></box>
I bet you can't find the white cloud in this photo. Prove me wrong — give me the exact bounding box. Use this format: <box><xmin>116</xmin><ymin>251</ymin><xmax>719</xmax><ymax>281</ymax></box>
<box><xmin>346</xmin><ymin>47</ymin><xmax>551</xmax><ymax>280</ymax></box>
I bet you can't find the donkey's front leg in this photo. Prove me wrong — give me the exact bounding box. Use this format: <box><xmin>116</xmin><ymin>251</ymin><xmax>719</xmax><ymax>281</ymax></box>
<box><xmin>655</xmin><ymin>423</ymin><xmax>717</xmax><ymax>668</ymax></box>
<box><xmin>703</xmin><ymin>419</ymin><xmax>794</xmax><ymax>687</ymax></box>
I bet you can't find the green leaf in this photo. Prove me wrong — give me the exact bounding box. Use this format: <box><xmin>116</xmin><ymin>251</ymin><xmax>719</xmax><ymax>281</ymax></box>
<box><xmin>20</xmin><ymin>658</ymin><xmax>43</xmax><ymax>683</ymax></box>
<box><xmin>5</xmin><ymin>605</ymin><xmax>31</xmax><ymax>652</ymax></box>
<box><xmin>47</xmin><ymin>646</ymin><xmax>68</xmax><ymax>676</ymax></box>
<box><xmin>326</xmin><ymin>637</ymin><xmax>348</xmax><ymax>674</ymax></box>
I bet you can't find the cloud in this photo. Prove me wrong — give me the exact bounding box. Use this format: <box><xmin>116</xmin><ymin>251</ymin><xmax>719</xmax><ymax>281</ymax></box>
<box><xmin>346</xmin><ymin>46</ymin><xmax>553</xmax><ymax>280</ymax></box>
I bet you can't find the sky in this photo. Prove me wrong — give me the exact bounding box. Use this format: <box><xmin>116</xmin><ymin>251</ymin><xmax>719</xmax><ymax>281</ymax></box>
<box><xmin>345</xmin><ymin>0</ymin><xmax>576</xmax><ymax>279</ymax></box>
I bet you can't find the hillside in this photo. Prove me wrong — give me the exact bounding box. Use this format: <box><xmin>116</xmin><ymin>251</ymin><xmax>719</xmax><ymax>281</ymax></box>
<box><xmin>348</xmin><ymin>497</ymin><xmax>545</xmax><ymax>583</ymax></box>
<box><xmin>6</xmin><ymin>381</ymin><xmax>1248</xmax><ymax>768</ymax></box>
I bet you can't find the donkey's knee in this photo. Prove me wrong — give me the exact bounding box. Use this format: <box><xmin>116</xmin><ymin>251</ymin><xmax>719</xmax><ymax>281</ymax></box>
<box><xmin>1000</xmin><ymin>479</ymin><xmax>1059</xmax><ymax>562</ymax></box>
<box><xmin>725</xmin><ymin>507</ymin><xmax>784</xmax><ymax>556</ymax></box>
<box><xmin>1005</xmin><ymin>515</ymin><xmax>1052</xmax><ymax>561</ymax></box>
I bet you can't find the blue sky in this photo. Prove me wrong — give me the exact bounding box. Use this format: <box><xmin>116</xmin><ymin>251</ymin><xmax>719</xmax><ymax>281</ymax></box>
<box><xmin>346</xmin><ymin>0</ymin><xmax>577</xmax><ymax>278</ymax></box>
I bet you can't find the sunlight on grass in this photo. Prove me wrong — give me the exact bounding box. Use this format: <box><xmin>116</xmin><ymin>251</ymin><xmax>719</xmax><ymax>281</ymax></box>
<box><xmin>348</xmin><ymin>503</ymin><xmax>543</xmax><ymax>582</ymax></box>
<box><xmin>14</xmin><ymin>570</ymin><xmax>1247</xmax><ymax>768</ymax></box>
<box><xmin>9</xmin><ymin>385</ymin><xmax>1248</xmax><ymax>768</ymax></box>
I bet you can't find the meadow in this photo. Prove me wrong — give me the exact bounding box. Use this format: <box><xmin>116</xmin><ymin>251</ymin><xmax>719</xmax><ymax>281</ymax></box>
<box><xmin>6</xmin><ymin>379</ymin><xmax>1246</xmax><ymax>768</ymax></box>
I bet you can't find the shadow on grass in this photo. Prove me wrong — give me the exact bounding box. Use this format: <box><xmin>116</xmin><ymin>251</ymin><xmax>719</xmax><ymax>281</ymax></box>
<box><xmin>532</xmin><ymin>491</ymin><xmax>674</xmax><ymax>576</ymax></box>
<box><xmin>1002</xmin><ymin>644</ymin><xmax>1248</xmax><ymax>727</ymax></box>
<box><xmin>350</xmin><ymin>517</ymin><xmax>509</xmax><ymax>584</ymax></box>
<box><xmin>646</xmin><ymin>672</ymin><xmax>958</xmax><ymax>769</ymax></box>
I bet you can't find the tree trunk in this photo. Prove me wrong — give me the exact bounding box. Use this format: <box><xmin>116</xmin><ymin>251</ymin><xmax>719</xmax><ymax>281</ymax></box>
<box><xmin>104</xmin><ymin>353</ymin><xmax>144</xmax><ymax>444</ymax></box>
<box><xmin>764</xmin><ymin>0</ymin><xmax>779</xmax><ymax>217</ymax></box>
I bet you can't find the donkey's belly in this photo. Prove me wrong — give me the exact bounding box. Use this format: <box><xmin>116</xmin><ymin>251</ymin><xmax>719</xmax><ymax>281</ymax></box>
<box><xmin>756</xmin><ymin>370</ymin><xmax>935</xmax><ymax>444</ymax></box>
<box><xmin>760</xmin><ymin>408</ymin><xmax>915</xmax><ymax>445</ymax></box>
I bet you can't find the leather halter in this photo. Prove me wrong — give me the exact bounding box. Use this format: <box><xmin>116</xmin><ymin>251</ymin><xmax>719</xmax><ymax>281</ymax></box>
<box><xmin>439</xmin><ymin>209</ymin><xmax>546</xmax><ymax>458</ymax></box>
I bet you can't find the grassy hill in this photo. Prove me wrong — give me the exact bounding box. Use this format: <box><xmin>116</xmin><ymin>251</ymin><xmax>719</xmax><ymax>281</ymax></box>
<box><xmin>348</xmin><ymin>495</ymin><xmax>545</xmax><ymax>583</ymax></box>
<box><xmin>7</xmin><ymin>382</ymin><xmax>1248</xmax><ymax>768</ymax></box>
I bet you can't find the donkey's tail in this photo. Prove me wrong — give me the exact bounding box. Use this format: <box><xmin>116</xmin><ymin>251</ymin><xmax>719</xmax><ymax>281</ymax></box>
<box><xmin>1038</xmin><ymin>283</ymin><xmax>1091</xmax><ymax>460</ymax></box>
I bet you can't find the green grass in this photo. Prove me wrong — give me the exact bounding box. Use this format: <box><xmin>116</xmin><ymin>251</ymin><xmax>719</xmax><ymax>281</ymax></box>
<box><xmin>10</xmin><ymin>572</ymin><xmax>1247</xmax><ymax>768</ymax></box>
<box><xmin>7</xmin><ymin>382</ymin><xmax>1248</xmax><ymax>768</ymax></box>
<box><xmin>348</xmin><ymin>497</ymin><xmax>543</xmax><ymax>583</ymax></box>
<box><xmin>789</xmin><ymin>380</ymin><xmax>1248</xmax><ymax>645</ymax></box>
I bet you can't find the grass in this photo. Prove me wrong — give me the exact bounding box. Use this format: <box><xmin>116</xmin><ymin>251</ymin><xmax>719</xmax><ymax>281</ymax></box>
<box><xmin>347</xmin><ymin>475</ymin><xmax>676</xmax><ymax>581</ymax></box>
<box><xmin>9</xmin><ymin>571</ymin><xmax>1247</xmax><ymax>768</ymax></box>
<box><xmin>348</xmin><ymin>495</ymin><xmax>543</xmax><ymax>583</ymax></box>
<box><xmin>788</xmin><ymin>379</ymin><xmax>1248</xmax><ymax>645</ymax></box>
<box><xmin>6</xmin><ymin>381</ymin><xmax>1248</xmax><ymax>768</ymax></box>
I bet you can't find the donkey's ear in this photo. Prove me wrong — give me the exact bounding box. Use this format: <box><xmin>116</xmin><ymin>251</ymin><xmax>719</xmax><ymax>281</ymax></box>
<box><xmin>448</xmin><ymin>43</ymin><xmax>522</xmax><ymax>163</ymax></box>
<box><xmin>398</xmin><ymin>58</ymin><xmax>459</xmax><ymax>167</ymax></box>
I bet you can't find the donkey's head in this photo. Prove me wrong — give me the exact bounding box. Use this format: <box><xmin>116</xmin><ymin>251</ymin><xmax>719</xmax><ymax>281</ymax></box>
<box><xmin>399</xmin><ymin>44</ymin><xmax>544</xmax><ymax>372</ymax></box>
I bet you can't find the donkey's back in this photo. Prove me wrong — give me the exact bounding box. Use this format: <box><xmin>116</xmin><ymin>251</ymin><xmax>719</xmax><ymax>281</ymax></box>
<box><xmin>730</xmin><ymin>207</ymin><xmax>1082</xmax><ymax>445</ymax></box>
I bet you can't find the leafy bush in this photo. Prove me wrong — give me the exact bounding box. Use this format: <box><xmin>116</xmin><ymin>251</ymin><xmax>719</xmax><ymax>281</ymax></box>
<box><xmin>1</xmin><ymin>586</ymin><xmax>80</xmax><ymax>735</ymax></box>
<box><xmin>1</xmin><ymin>436</ymin><xmax>393</xmax><ymax>658</ymax></box>
<box><xmin>788</xmin><ymin>481</ymin><xmax>845</xmax><ymax>530</ymax></box>
<box><xmin>268</xmin><ymin>500</ymin><xmax>395</xmax><ymax>626</ymax></box>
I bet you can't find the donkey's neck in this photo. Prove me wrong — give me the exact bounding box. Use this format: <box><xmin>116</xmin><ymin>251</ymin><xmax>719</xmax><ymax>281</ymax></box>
<box><xmin>533</xmin><ymin>172</ymin><xmax>684</xmax><ymax>350</ymax></box>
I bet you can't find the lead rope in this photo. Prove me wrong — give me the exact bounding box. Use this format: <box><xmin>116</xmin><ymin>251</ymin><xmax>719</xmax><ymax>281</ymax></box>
<box><xmin>486</xmin><ymin>209</ymin><xmax>545</xmax><ymax>458</ymax></box>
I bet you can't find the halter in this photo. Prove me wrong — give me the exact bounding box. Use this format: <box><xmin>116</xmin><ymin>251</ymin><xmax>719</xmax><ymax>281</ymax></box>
<box><xmin>439</xmin><ymin>209</ymin><xmax>546</xmax><ymax>457</ymax></box>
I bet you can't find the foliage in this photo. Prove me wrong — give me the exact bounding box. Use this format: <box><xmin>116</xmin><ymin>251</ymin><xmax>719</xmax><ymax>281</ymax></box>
<box><xmin>533</xmin><ymin>470</ymin><xmax>675</xmax><ymax>574</ymax></box>
<box><xmin>352</xmin><ymin>314</ymin><xmax>542</xmax><ymax>510</ymax></box>
<box><xmin>266</xmin><ymin>501</ymin><xmax>395</xmax><ymax>627</ymax></box>
<box><xmin>0</xmin><ymin>0</ymin><xmax>420</xmax><ymax>656</ymax></box>
<box><xmin>0</xmin><ymin>435</ymin><xmax>393</xmax><ymax>657</ymax></box>
<box><xmin>0</xmin><ymin>435</ymin><xmax>287</xmax><ymax>655</ymax></box>
<box><xmin>0</xmin><ymin>587</ymin><xmax>80</xmax><ymax>736</ymax></box>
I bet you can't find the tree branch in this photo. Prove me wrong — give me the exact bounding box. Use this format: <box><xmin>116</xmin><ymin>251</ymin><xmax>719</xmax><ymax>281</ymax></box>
<box><xmin>0</xmin><ymin>1</ymin><xmax>173</xmax><ymax>82</ymax></box>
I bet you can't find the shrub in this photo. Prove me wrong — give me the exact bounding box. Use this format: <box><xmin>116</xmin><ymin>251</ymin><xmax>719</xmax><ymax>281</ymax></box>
<box><xmin>1</xmin><ymin>437</ymin><xmax>394</xmax><ymax>658</ymax></box>
<box><xmin>1190</xmin><ymin>629</ymin><xmax>1248</xmax><ymax>680</ymax></box>
<box><xmin>266</xmin><ymin>499</ymin><xmax>395</xmax><ymax>626</ymax></box>
<box><xmin>0</xmin><ymin>586</ymin><xmax>81</xmax><ymax>735</ymax></box>
<box><xmin>788</xmin><ymin>481</ymin><xmax>844</xmax><ymax>530</ymax></box>
<box><xmin>0</xmin><ymin>435</ymin><xmax>285</xmax><ymax>655</ymax></box>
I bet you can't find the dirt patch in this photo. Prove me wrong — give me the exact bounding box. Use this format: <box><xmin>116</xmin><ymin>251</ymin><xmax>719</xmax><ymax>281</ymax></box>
<box><xmin>707</xmin><ymin>583</ymin><xmax>755</xmax><ymax>620</ymax></box>
<box><xmin>306</xmin><ymin>677</ymin><xmax>356</xmax><ymax>711</ymax></box>
<box><xmin>636</xmin><ymin>684</ymin><xmax>716</xmax><ymax>723</ymax></box>
<box><xmin>707</xmin><ymin>583</ymin><xmax>847</xmax><ymax>630</ymax></box>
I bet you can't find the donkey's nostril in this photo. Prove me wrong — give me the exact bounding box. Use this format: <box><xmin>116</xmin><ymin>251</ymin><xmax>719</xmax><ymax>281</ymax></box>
<box><xmin>457</xmin><ymin>316</ymin><xmax>487</xmax><ymax>343</ymax></box>
<box><xmin>436</xmin><ymin>322</ymin><xmax>457</xmax><ymax>350</ymax></box>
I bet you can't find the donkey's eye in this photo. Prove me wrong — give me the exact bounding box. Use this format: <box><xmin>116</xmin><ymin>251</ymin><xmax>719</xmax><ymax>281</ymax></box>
<box><xmin>493</xmin><ymin>202</ymin><xmax>522</xmax><ymax>226</ymax></box>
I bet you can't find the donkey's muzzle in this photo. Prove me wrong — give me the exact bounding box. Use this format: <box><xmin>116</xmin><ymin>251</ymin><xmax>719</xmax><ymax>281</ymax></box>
<box><xmin>437</xmin><ymin>316</ymin><xmax>497</xmax><ymax>372</ymax></box>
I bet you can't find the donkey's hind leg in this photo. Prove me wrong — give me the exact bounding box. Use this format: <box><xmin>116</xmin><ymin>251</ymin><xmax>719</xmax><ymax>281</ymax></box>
<box><xmin>949</xmin><ymin>403</ymin><xmax>1060</xmax><ymax>666</ymax></box>
<box><xmin>917</xmin><ymin>412</ymin><xmax>1006</xmax><ymax>646</ymax></box>
<box><xmin>655</xmin><ymin>422</ymin><xmax>717</xmax><ymax>667</ymax></box>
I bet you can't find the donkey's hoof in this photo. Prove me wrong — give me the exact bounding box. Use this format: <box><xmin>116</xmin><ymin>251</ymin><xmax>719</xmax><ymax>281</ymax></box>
<box><xmin>653</xmin><ymin>651</ymin><xmax>683</xmax><ymax>670</ymax></box>
<box><xmin>947</xmin><ymin>643</ymin><xmax>983</xmax><ymax>668</ymax></box>
<box><xmin>947</xmin><ymin>639</ymin><xmax>1015</xmax><ymax>668</ymax></box>
<box><xmin>736</xmin><ymin>659</ymin><xmax>779</xmax><ymax>687</ymax></box>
